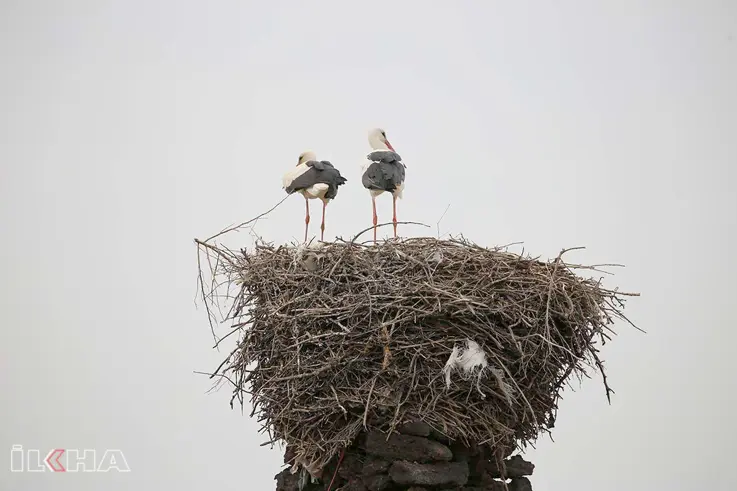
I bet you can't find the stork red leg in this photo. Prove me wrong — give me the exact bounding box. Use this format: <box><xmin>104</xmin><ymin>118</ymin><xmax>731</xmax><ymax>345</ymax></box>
<box><xmin>372</xmin><ymin>196</ymin><xmax>378</xmax><ymax>243</ymax></box>
<box><xmin>392</xmin><ymin>195</ymin><xmax>398</xmax><ymax>238</ymax></box>
<box><xmin>304</xmin><ymin>197</ymin><xmax>310</xmax><ymax>243</ymax></box>
<box><xmin>320</xmin><ymin>200</ymin><xmax>327</xmax><ymax>241</ymax></box>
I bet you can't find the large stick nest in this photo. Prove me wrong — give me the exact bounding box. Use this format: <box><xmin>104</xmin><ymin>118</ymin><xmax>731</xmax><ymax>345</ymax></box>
<box><xmin>196</xmin><ymin>236</ymin><xmax>638</xmax><ymax>474</ymax></box>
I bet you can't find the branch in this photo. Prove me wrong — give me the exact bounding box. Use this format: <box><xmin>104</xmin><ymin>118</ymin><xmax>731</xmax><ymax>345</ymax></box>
<box><xmin>204</xmin><ymin>194</ymin><xmax>290</xmax><ymax>243</ymax></box>
<box><xmin>350</xmin><ymin>221</ymin><xmax>430</xmax><ymax>243</ymax></box>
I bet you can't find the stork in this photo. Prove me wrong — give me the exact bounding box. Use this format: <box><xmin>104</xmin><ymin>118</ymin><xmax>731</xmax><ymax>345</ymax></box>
<box><xmin>361</xmin><ymin>128</ymin><xmax>406</xmax><ymax>242</ymax></box>
<box><xmin>282</xmin><ymin>151</ymin><xmax>347</xmax><ymax>242</ymax></box>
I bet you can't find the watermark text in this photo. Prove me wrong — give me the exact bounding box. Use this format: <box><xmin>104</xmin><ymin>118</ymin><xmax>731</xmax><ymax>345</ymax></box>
<box><xmin>10</xmin><ymin>445</ymin><xmax>130</xmax><ymax>473</ymax></box>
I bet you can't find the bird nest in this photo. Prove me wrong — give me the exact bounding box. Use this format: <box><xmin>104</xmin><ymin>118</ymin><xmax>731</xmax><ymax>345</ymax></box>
<box><xmin>195</xmin><ymin>236</ymin><xmax>638</xmax><ymax>475</ymax></box>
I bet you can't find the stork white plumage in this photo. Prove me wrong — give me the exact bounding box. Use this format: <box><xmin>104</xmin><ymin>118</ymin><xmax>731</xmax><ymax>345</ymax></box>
<box><xmin>282</xmin><ymin>151</ymin><xmax>347</xmax><ymax>242</ymax></box>
<box><xmin>361</xmin><ymin>128</ymin><xmax>406</xmax><ymax>243</ymax></box>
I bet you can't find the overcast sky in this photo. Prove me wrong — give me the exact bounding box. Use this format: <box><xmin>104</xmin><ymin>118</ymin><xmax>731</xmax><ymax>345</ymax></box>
<box><xmin>1</xmin><ymin>1</ymin><xmax>735</xmax><ymax>490</ymax></box>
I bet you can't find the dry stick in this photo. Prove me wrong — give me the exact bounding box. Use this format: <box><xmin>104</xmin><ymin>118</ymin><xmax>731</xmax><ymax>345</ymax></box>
<box><xmin>268</xmin><ymin>365</ymin><xmax>333</xmax><ymax>383</ymax></box>
<box><xmin>591</xmin><ymin>349</ymin><xmax>614</xmax><ymax>404</ymax></box>
<box><xmin>363</xmin><ymin>376</ymin><xmax>378</xmax><ymax>429</ymax></box>
<box><xmin>196</xmin><ymin>246</ymin><xmax>218</xmax><ymax>342</ymax></box>
<box><xmin>193</xmin><ymin>370</ymin><xmax>237</xmax><ymax>389</ymax></box>
<box><xmin>212</xmin><ymin>321</ymin><xmax>248</xmax><ymax>349</ymax></box>
<box><xmin>350</xmin><ymin>221</ymin><xmax>430</xmax><ymax>243</ymax></box>
<box><xmin>436</xmin><ymin>203</ymin><xmax>451</xmax><ymax>238</ymax></box>
<box><xmin>207</xmin><ymin>345</ymin><xmax>240</xmax><ymax>379</ymax></box>
<box><xmin>204</xmin><ymin>194</ymin><xmax>290</xmax><ymax>243</ymax></box>
<box><xmin>331</xmin><ymin>386</ymin><xmax>348</xmax><ymax>416</ymax></box>
<box><xmin>542</xmin><ymin>247</ymin><xmax>584</xmax><ymax>356</ymax></box>
<box><xmin>194</xmin><ymin>195</ymin><xmax>289</xmax><ymax>343</ymax></box>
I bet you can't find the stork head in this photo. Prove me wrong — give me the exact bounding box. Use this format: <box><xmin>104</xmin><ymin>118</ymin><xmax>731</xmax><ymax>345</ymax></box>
<box><xmin>297</xmin><ymin>151</ymin><xmax>317</xmax><ymax>166</ymax></box>
<box><xmin>368</xmin><ymin>128</ymin><xmax>395</xmax><ymax>152</ymax></box>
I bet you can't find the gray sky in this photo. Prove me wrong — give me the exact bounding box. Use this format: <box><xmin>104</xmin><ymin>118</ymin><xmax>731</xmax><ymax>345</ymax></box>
<box><xmin>1</xmin><ymin>1</ymin><xmax>735</xmax><ymax>490</ymax></box>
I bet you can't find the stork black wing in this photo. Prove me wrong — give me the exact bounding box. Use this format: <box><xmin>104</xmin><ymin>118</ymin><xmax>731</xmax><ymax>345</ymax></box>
<box><xmin>286</xmin><ymin>161</ymin><xmax>347</xmax><ymax>199</ymax></box>
<box><xmin>286</xmin><ymin>167</ymin><xmax>319</xmax><ymax>194</ymax></box>
<box><xmin>367</xmin><ymin>150</ymin><xmax>402</xmax><ymax>163</ymax></box>
<box><xmin>361</xmin><ymin>161</ymin><xmax>404</xmax><ymax>192</ymax></box>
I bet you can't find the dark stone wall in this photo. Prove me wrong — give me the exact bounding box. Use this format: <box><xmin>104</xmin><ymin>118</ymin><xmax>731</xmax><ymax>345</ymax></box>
<box><xmin>276</xmin><ymin>423</ymin><xmax>534</xmax><ymax>491</ymax></box>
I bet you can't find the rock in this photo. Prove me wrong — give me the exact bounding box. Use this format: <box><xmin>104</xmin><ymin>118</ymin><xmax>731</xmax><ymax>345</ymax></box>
<box><xmin>336</xmin><ymin>478</ymin><xmax>367</xmax><ymax>491</ymax></box>
<box><xmin>365</xmin><ymin>431</ymin><xmax>453</xmax><ymax>463</ymax></box>
<box><xmin>451</xmin><ymin>441</ymin><xmax>479</xmax><ymax>462</ymax></box>
<box><xmin>490</xmin><ymin>455</ymin><xmax>534</xmax><ymax>478</ymax></box>
<box><xmin>361</xmin><ymin>457</ymin><xmax>390</xmax><ymax>476</ymax></box>
<box><xmin>337</xmin><ymin>453</ymin><xmax>363</xmax><ymax>479</ymax></box>
<box><xmin>460</xmin><ymin>486</ymin><xmax>506</xmax><ymax>491</ymax></box>
<box><xmin>363</xmin><ymin>474</ymin><xmax>392</xmax><ymax>491</ymax></box>
<box><xmin>477</xmin><ymin>480</ymin><xmax>508</xmax><ymax>491</ymax></box>
<box><xmin>428</xmin><ymin>428</ymin><xmax>452</xmax><ymax>445</ymax></box>
<box><xmin>506</xmin><ymin>455</ymin><xmax>534</xmax><ymax>477</ymax></box>
<box><xmin>494</xmin><ymin>441</ymin><xmax>517</xmax><ymax>460</ymax></box>
<box><xmin>479</xmin><ymin>469</ymin><xmax>507</xmax><ymax>488</ymax></box>
<box><xmin>509</xmin><ymin>476</ymin><xmax>533</xmax><ymax>491</ymax></box>
<box><xmin>275</xmin><ymin>469</ymin><xmax>298</xmax><ymax>491</ymax></box>
<box><xmin>389</xmin><ymin>460</ymin><xmax>469</xmax><ymax>487</ymax></box>
<box><xmin>275</xmin><ymin>468</ymin><xmax>324</xmax><ymax>491</ymax></box>
<box><xmin>398</xmin><ymin>421</ymin><xmax>431</xmax><ymax>437</ymax></box>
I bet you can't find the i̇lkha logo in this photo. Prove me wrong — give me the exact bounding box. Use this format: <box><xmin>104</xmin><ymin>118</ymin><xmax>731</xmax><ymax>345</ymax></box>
<box><xmin>10</xmin><ymin>445</ymin><xmax>130</xmax><ymax>473</ymax></box>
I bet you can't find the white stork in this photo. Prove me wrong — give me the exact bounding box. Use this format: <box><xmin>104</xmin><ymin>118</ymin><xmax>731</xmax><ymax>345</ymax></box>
<box><xmin>282</xmin><ymin>151</ymin><xmax>347</xmax><ymax>242</ymax></box>
<box><xmin>361</xmin><ymin>128</ymin><xmax>406</xmax><ymax>242</ymax></box>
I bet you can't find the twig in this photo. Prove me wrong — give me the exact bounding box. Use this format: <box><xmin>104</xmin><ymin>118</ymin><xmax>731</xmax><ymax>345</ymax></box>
<box><xmin>350</xmin><ymin>221</ymin><xmax>430</xmax><ymax>243</ymax></box>
<box><xmin>363</xmin><ymin>376</ymin><xmax>377</xmax><ymax>429</ymax></box>
<box><xmin>204</xmin><ymin>194</ymin><xmax>289</xmax><ymax>243</ymax></box>
<box><xmin>436</xmin><ymin>203</ymin><xmax>451</xmax><ymax>238</ymax></box>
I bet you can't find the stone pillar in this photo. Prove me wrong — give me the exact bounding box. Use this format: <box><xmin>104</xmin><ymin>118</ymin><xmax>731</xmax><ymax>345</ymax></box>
<box><xmin>275</xmin><ymin>423</ymin><xmax>534</xmax><ymax>491</ymax></box>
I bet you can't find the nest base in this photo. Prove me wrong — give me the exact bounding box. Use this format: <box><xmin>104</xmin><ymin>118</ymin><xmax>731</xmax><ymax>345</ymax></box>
<box><xmin>276</xmin><ymin>423</ymin><xmax>534</xmax><ymax>491</ymax></box>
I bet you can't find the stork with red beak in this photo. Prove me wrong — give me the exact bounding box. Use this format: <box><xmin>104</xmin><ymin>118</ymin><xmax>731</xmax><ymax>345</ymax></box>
<box><xmin>282</xmin><ymin>151</ymin><xmax>347</xmax><ymax>242</ymax></box>
<box><xmin>361</xmin><ymin>128</ymin><xmax>406</xmax><ymax>242</ymax></box>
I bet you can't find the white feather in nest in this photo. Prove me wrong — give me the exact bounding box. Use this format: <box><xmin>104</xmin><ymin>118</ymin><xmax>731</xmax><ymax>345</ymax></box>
<box><xmin>442</xmin><ymin>339</ymin><xmax>517</xmax><ymax>403</ymax></box>
<box><xmin>427</xmin><ymin>249</ymin><xmax>444</xmax><ymax>264</ymax></box>
<box><xmin>291</xmin><ymin>455</ymin><xmax>322</xmax><ymax>481</ymax></box>
<box><xmin>288</xmin><ymin>242</ymin><xmax>309</xmax><ymax>264</ymax></box>
<box><xmin>442</xmin><ymin>339</ymin><xmax>490</xmax><ymax>398</ymax></box>
<box><xmin>289</xmin><ymin>241</ymin><xmax>327</xmax><ymax>272</ymax></box>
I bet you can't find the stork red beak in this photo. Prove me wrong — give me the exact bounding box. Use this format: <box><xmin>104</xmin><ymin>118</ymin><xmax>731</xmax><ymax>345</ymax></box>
<box><xmin>385</xmin><ymin>140</ymin><xmax>395</xmax><ymax>152</ymax></box>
